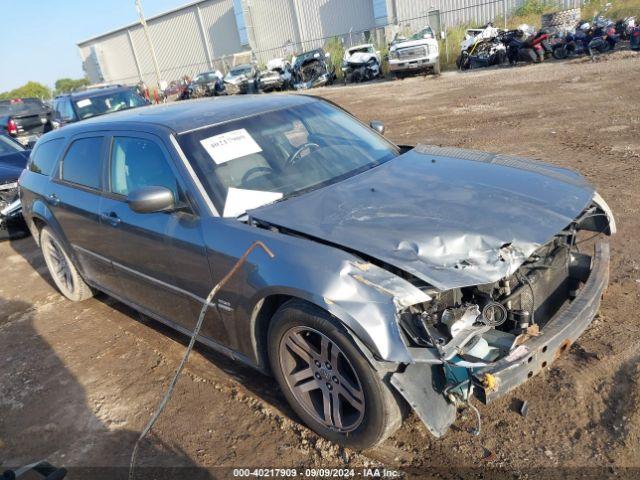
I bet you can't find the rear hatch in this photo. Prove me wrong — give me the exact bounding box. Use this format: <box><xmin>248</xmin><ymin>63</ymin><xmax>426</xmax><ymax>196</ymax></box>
<box><xmin>0</xmin><ymin>98</ymin><xmax>50</xmax><ymax>137</ymax></box>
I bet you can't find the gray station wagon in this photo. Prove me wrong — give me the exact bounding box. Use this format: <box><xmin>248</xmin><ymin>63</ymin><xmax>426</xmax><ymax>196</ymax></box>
<box><xmin>19</xmin><ymin>95</ymin><xmax>615</xmax><ymax>448</ymax></box>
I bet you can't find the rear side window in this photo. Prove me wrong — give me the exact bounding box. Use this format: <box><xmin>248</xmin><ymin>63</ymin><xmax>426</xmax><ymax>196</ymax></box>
<box><xmin>28</xmin><ymin>138</ymin><xmax>65</xmax><ymax>175</ymax></box>
<box><xmin>61</xmin><ymin>137</ymin><xmax>103</xmax><ymax>189</ymax></box>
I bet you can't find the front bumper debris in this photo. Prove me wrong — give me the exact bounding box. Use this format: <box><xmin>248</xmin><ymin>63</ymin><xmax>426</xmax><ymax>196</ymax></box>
<box><xmin>391</xmin><ymin>239</ymin><xmax>609</xmax><ymax>436</ymax></box>
<box><xmin>473</xmin><ymin>239</ymin><xmax>609</xmax><ymax>403</ymax></box>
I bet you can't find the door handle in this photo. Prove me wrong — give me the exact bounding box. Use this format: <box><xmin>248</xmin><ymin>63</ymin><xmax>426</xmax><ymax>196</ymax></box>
<box><xmin>100</xmin><ymin>211</ymin><xmax>121</xmax><ymax>227</ymax></box>
<box><xmin>47</xmin><ymin>193</ymin><xmax>60</xmax><ymax>206</ymax></box>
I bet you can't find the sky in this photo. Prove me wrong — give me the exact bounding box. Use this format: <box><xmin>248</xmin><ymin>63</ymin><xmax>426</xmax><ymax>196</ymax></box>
<box><xmin>0</xmin><ymin>0</ymin><xmax>190</xmax><ymax>92</ymax></box>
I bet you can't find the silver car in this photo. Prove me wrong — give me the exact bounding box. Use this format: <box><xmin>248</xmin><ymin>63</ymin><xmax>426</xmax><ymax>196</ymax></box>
<box><xmin>19</xmin><ymin>95</ymin><xmax>614</xmax><ymax>448</ymax></box>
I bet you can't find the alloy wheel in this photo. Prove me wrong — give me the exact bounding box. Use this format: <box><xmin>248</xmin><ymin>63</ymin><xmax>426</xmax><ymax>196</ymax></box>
<box><xmin>44</xmin><ymin>235</ymin><xmax>74</xmax><ymax>294</ymax></box>
<box><xmin>279</xmin><ymin>326</ymin><xmax>365</xmax><ymax>432</ymax></box>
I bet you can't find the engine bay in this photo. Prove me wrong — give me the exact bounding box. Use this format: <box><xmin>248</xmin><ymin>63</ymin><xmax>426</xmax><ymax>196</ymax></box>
<box><xmin>398</xmin><ymin>203</ymin><xmax>612</xmax><ymax>368</ymax></box>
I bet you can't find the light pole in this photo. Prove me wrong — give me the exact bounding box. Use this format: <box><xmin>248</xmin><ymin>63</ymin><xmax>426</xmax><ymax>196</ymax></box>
<box><xmin>503</xmin><ymin>0</ymin><xmax>508</xmax><ymax>30</ymax></box>
<box><xmin>135</xmin><ymin>0</ymin><xmax>163</xmax><ymax>94</ymax></box>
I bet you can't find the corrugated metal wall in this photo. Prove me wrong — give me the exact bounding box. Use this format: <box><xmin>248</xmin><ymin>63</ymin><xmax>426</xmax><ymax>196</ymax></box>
<box><xmin>391</xmin><ymin>0</ymin><xmax>582</xmax><ymax>31</ymax></box>
<box><xmin>242</xmin><ymin>0</ymin><xmax>301</xmax><ymax>61</ymax></box>
<box><xmin>199</xmin><ymin>0</ymin><xmax>244</xmax><ymax>57</ymax></box>
<box><xmin>78</xmin><ymin>0</ymin><xmax>243</xmax><ymax>86</ymax></box>
<box><xmin>244</xmin><ymin>0</ymin><xmax>377</xmax><ymax>61</ymax></box>
<box><xmin>294</xmin><ymin>0</ymin><xmax>376</xmax><ymax>49</ymax></box>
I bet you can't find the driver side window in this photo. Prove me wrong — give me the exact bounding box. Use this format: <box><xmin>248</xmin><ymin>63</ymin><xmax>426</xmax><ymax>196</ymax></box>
<box><xmin>55</xmin><ymin>98</ymin><xmax>76</xmax><ymax>122</ymax></box>
<box><xmin>109</xmin><ymin>136</ymin><xmax>180</xmax><ymax>200</ymax></box>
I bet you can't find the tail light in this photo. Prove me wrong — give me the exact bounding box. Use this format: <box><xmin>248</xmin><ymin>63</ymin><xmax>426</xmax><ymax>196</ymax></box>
<box><xmin>7</xmin><ymin>118</ymin><xmax>17</xmax><ymax>136</ymax></box>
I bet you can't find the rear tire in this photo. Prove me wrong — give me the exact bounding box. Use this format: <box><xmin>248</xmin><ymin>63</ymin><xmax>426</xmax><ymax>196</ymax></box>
<box><xmin>268</xmin><ymin>300</ymin><xmax>402</xmax><ymax>449</ymax></box>
<box><xmin>553</xmin><ymin>45</ymin><xmax>569</xmax><ymax>59</ymax></box>
<box><xmin>40</xmin><ymin>226</ymin><xmax>93</xmax><ymax>302</ymax></box>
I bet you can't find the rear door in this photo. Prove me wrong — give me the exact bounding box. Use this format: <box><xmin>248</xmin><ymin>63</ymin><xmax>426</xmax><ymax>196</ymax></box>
<box><xmin>96</xmin><ymin>132</ymin><xmax>210</xmax><ymax>330</ymax></box>
<box><xmin>49</xmin><ymin>133</ymin><xmax>116</xmax><ymax>289</ymax></box>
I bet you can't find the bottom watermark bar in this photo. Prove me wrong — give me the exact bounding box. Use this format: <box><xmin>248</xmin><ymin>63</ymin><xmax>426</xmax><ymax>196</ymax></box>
<box><xmin>3</xmin><ymin>466</ymin><xmax>640</xmax><ymax>480</ymax></box>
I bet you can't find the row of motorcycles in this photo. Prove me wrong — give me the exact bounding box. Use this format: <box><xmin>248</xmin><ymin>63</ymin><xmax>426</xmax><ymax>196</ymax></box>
<box><xmin>457</xmin><ymin>16</ymin><xmax>638</xmax><ymax>70</ymax></box>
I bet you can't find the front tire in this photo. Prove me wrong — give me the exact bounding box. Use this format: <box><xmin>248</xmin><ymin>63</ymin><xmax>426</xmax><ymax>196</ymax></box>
<box><xmin>40</xmin><ymin>226</ymin><xmax>93</xmax><ymax>302</ymax></box>
<box><xmin>268</xmin><ymin>300</ymin><xmax>402</xmax><ymax>449</ymax></box>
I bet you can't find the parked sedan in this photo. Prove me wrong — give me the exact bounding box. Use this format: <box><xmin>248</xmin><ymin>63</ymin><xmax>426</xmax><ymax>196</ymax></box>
<box><xmin>19</xmin><ymin>95</ymin><xmax>614</xmax><ymax>448</ymax></box>
<box><xmin>223</xmin><ymin>64</ymin><xmax>258</xmax><ymax>94</ymax></box>
<box><xmin>187</xmin><ymin>70</ymin><xmax>226</xmax><ymax>98</ymax></box>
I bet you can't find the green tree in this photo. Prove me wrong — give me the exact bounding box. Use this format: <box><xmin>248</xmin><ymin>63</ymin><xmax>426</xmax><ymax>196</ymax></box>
<box><xmin>0</xmin><ymin>81</ymin><xmax>52</xmax><ymax>100</ymax></box>
<box><xmin>54</xmin><ymin>77</ymin><xmax>89</xmax><ymax>95</ymax></box>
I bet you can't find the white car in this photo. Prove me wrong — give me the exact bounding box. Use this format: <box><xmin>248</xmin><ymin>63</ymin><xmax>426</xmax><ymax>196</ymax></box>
<box><xmin>341</xmin><ymin>44</ymin><xmax>382</xmax><ymax>83</ymax></box>
<box><xmin>388</xmin><ymin>26</ymin><xmax>440</xmax><ymax>77</ymax></box>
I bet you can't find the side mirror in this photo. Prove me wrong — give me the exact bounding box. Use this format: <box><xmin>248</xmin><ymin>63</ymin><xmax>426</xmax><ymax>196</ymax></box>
<box><xmin>369</xmin><ymin>120</ymin><xmax>385</xmax><ymax>135</ymax></box>
<box><xmin>127</xmin><ymin>186</ymin><xmax>175</xmax><ymax>214</ymax></box>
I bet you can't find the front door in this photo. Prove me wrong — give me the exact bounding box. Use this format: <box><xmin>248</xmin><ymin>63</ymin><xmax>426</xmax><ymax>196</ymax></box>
<box><xmin>96</xmin><ymin>133</ymin><xmax>209</xmax><ymax>330</ymax></box>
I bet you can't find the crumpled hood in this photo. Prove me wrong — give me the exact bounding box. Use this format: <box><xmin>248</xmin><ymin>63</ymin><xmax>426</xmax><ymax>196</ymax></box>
<box><xmin>250</xmin><ymin>145</ymin><xmax>595</xmax><ymax>291</ymax></box>
<box><xmin>346</xmin><ymin>51</ymin><xmax>377</xmax><ymax>64</ymax></box>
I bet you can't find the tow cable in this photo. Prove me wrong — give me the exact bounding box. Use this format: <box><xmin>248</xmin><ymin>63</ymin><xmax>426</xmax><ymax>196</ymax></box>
<box><xmin>128</xmin><ymin>241</ymin><xmax>275</xmax><ymax>480</ymax></box>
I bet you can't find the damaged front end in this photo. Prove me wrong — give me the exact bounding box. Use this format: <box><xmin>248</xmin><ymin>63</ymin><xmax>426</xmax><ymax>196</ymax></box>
<box><xmin>392</xmin><ymin>199</ymin><xmax>614</xmax><ymax>436</ymax></box>
<box><xmin>250</xmin><ymin>144</ymin><xmax>615</xmax><ymax>438</ymax></box>
<box><xmin>293</xmin><ymin>49</ymin><xmax>335</xmax><ymax>90</ymax></box>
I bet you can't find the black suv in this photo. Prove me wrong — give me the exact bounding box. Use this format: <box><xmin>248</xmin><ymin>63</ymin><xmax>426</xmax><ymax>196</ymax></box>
<box><xmin>52</xmin><ymin>86</ymin><xmax>148</xmax><ymax>126</ymax></box>
<box><xmin>0</xmin><ymin>97</ymin><xmax>54</xmax><ymax>145</ymax></box>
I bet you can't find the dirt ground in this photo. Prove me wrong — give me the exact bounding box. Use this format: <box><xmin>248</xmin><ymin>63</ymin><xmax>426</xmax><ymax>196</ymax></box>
<box><xmin>1</xmin><ymin>51</ymin><xmax>639</xmax><ymax>479</ymax></box>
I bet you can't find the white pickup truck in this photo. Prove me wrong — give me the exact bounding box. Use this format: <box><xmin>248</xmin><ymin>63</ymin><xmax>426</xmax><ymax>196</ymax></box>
<box><xmin>388</xmin><ymin>26</ymin><xmax>440</xmax><ymax>77</ymax></box>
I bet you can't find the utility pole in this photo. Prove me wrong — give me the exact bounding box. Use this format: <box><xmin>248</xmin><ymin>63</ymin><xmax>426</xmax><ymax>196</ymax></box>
<box><xmin>503</xmin><ymin>0</ymin><xmax>508</xmax><ymax>30</ymax></box>
<box><xmin>135</xmin><ymin>0</ymin><xmax>162</xmax><ymax>93</ymax></box>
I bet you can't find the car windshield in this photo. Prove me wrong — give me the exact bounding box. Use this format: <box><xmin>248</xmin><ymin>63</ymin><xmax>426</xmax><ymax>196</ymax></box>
<box><xmin>409</xmin><ymin>27</ymin><xmax>434</xmax><ymax>40</ymax></box>
<box><xmin>194</xmin><ymin>72</ymin><xmax>219</xmax><ymax>83</ymax></box>
<box><xmin>0</xmin><ymin>98</ymin><xmax>45</xmax><ymax>115</ymax></box>
<box><xmin>349</xmin><ymin>46</ymin><xmax>374</xmax><ymax>54</ymax></box>
<box><xmin>178</xmin><ymin>100</ymin><xmax>398</xmax><ymax>217</ymax></box>
<box><xmin>0</xmin><ymin>135</ymin><xmax>24</xmax><ymax>155</ymax></box>
<box><xmin>73</xmin><ymin>90</ymin><xmax>147</xmax><ymax>120</ymax></box>
<box><xmin>294</xmin><ymin>50</ymin><xmax>323</xmax><ymax>67</ymax></box>
<box><xmin>229</xmin><ymin>66</ymin><xmax>252</xmax><ymax>76</ymax></box>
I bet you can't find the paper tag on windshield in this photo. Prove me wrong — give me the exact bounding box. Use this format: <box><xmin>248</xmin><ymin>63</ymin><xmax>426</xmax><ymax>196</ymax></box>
<box><xmin>200</xmin><ymin>128</ymin><xmax>262</xmax><ymax>165</ymax></box>
<box><xmin>76</xmin><ymin>99</ymin><xmax>92</xmax><ymax>108</ymax></box>
<box><xmin>223</xmin><ymin>188</ymin><xmax>283</xmax><ymax>218</ymax></box>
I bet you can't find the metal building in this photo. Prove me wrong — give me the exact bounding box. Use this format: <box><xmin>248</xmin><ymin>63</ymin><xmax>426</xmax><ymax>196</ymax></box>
<box><xmin>77</xmin><ymin>0</ymin><xmax>247</xmax><ymax>86</ymax></box>
<box><xmin>78</xmin><ymin>0</ymin><xmax>583</xmax><ymax>86</ymax></box>
<box><xmin>386</xmin><ymin>0</ymin><xmax>581</xmax><ymax>32</ymax></box>
<box><xmin>242</xmin><ymin>0</ymin><xmax>377</xmax><ymax>61</ymax></box>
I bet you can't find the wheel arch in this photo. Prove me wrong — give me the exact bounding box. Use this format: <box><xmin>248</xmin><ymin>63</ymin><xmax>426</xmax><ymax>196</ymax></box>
<box><xmin>28</xmin><ymin>199</ymin><xmax>83</xmax><ymax>275</ymax></box>
<box><xmin>249</xmin><ymin>288</ymin><xmax>399</xmax><ymax>374</ymax></box>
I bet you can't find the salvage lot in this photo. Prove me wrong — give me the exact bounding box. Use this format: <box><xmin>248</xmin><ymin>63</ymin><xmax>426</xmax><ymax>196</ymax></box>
<box><xmin>2</xmin><ymin>51</ymin><xmax>640</xmax><ymax>476</ymax></box>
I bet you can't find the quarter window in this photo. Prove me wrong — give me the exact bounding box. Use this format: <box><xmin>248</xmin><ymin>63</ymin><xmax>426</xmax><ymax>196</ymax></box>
<box><xmin>110</xmin><ymin>137</ymin><xmax>179</xmax><ymax>198</ymax></box>
<box><xmin>61</xmin><ymin>137</ymin><xmax>103</xmax><ymax>189</ymax></box>
<box><xmin>28</xmin><ymin>138</ymin><xmax>65</xmax><ymax>175</ymax></box>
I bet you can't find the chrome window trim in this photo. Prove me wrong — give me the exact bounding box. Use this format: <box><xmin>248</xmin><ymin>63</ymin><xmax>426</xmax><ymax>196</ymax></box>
<box><xmin>169</xmin><ymin>134</ymin><xmax>219</xmax><ymax>217</ymax></box>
